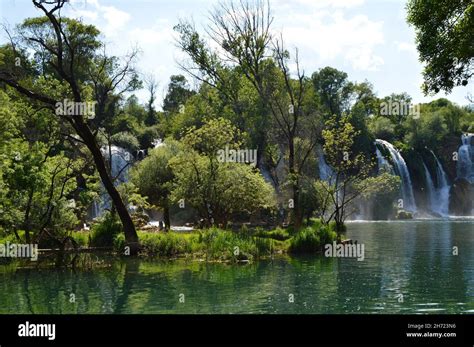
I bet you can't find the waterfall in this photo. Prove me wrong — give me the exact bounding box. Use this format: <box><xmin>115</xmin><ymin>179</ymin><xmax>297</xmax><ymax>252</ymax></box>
<box><xmin>106</xmin><ymin>146</ymin><xmax>132</xmax><ymax>184</ymax></box>
<box><xmin>90</xmin><ymin>145</ymin><xmax>133</xmax><ymax>219</ymax></box>
<box><xmin>318</xmin><ymin>146</ymin><xmax>334</xmax><ymax>182</ymax></box>
<box><xmin>375</xmin><ymin>139</ymin><xmax>417</xmax><ymax>212</ymax></box>
<box><xmin>430</xmin><ymin>150</ymin><xmax>450</xmax><ymax>216</ymax></box>
<box><xmin>457</xmin><ymin>133</ymin><xmax>474</xmax><ymax>183</ymax></box>
<box><xmin>422</xmin><ymin>161</ymin><xmax>436</xmax><ymax>212</ymax></box>
<box><xmin>375</xmin><ymin>147</ymin><xmax>394</xmax><ymax>174</ymax></box>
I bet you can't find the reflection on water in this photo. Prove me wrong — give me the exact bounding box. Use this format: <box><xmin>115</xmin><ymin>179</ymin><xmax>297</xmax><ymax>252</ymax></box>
<box><xmin>0</xmin><ymin>221</ymin><xmax>472</xmax><ymax>314</ymax></box>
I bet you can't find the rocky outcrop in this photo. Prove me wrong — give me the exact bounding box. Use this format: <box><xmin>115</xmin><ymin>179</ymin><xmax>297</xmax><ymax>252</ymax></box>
<box><xmin>449</xmin><ymin>178</ymin><xmax>473</xmax><ymax>215</ymax></box>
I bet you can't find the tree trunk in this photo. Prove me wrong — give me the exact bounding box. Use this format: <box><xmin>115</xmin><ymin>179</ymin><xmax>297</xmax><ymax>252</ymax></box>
<box><xmin>163</xmin><ymin>200</ymin><xmax>171</xmax><ymax>231</ymax></box>
<box><xmin>288</xmin><ymin>138</ymin><xmax>302</xmax><ymax>229</ymax></box>
<box><xmin>79</xmin><ymin>124</ymin><xmax>139</xmax><ymax>254</ymax></box>
<box><xmin>23</xmin><ymin>187</ymin><xmax>34</xmax><ymax>244</ymax></box>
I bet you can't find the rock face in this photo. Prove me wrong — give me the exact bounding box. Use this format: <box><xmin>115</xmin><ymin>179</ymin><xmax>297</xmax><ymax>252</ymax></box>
<box><xmin>449</xmin><ymin>178</ymin><xmax>473</xmax><ymax>215</ymax></box>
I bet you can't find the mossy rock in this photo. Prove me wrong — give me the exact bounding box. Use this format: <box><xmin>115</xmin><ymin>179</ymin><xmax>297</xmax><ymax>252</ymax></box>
<box><xmin>396</xmin><ymin>210</ymin><xmax>413</xmax><ymax>220</ymax></box>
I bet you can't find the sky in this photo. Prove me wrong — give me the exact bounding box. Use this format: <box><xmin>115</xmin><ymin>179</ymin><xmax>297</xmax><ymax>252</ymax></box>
<box><xmin>1</xmin><ymin>0</ymin><xmax>472</xmax><ymax>110</ymax></box>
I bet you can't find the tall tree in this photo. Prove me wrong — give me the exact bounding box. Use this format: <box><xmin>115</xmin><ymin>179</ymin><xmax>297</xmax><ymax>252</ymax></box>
<box><xmin>175</xmin><ymin>0</ymin><xmax>321</xmax><ymax>228</ymax></box>
<box><xmin>0</xmin><ymin>1</ymin><xmax>140</xmax><ymax>253</ymax></box>
<box><xmin>162</xmin><ymin>75</ymin><xmax>195</xmax><ymax>114</ymax></box>
<box><xmin>312</xmin><ymin>67</ymin><xmax>354</xmax><ymax>118</ymax></box>
<box><xmin>144</xmin><ymin>74</ymin><xmax>158</xmax><ymax>126</ymax></box>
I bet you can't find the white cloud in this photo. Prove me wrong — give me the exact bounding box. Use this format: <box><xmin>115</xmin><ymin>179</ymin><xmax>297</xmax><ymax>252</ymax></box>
<box><xmin>293</xmin><ymin>0</ymin><xmax>365</xmax><ymax>8</ymax></box>
<box><xmin>71</xmin><ymin>9</ymin><xmax>98</xmax><ymax>21</ymax></box>
<box><xmin>275</xmin><ymin>0</ymin><xmax>365</xmax><ymax>11</ymax></box>
<box><xmin>396</xmin><ymin>41</ymin><xmax>417</xmax><ymax>56</ymax></box>
<box><xmin>101</xmin><ymin>6</ymin><xmax>130</xmax><ymax>36</ymax></box>
<box><xmin>129</xmin><ymin>27</ymin><xmax>173</xmax><ymax>45</ymax></box>
<box><xmin>279</xmin><ymin>11</ymin><xmax>384</xmax><ymax>71</ymax></box>
<box><xmin>65</xmin><ymin>0</ymin><xmax>130</xmax><ymax>37</ymax></box>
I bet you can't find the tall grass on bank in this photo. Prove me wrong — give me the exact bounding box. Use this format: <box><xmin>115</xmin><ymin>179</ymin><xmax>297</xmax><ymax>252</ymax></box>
<box><xmin>198</xmin><ymin>227</ymin><xmax>274</xmax><ymax>261</ymax></box>
<box><xmin>288</xmin><ymin>220</ymin><xmax>337</xmax><ymax>254</ymax></box>
<box><xmin>67</xmin><ymin>217</ymin><xmax>337</xmax><ymax>260</ymax></box>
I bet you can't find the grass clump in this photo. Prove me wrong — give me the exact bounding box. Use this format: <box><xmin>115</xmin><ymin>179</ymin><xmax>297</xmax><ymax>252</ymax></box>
<box><xmin>199</xmin><ymin>227</ymin><xmax>274</xmax><ymax>262</ymax></box>
<box><xmin>139</xmin><ymin>232</ymin><xmax>196</xmax><ymax>257</ymax></box>
<box><xmin>254</xmin><ymin>227</ymin><xmax>290</xmax><ymax>241</ymax></box>
<box><xmin>71</xmin><ymin>232</ymin><xmax>90</xmax><ymax>247</ymax></box>
<box><xmin>90</xmin><ymin>213</ymin><xmax>122</xmax><ymax>247</ymax></box>
<box><xmin>288</xmin><ymin>220</ymin><xmax>337</xmax><ymax>254</ymax></box>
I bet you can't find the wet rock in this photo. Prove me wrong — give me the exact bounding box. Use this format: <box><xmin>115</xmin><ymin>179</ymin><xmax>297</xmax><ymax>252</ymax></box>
<box><xmin>449</xmin><ymin>178</ymin><xmax>473</xmax><ymax>215</ymax></box>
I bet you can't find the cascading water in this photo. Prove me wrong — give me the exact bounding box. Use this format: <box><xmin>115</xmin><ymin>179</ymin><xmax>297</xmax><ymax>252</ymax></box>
<box><xmin>90</xmin><ymin>145</ymin><xmax>133</xmax><ymax>219</ymax></box>
<box><xmin>106</xmin><ymin>145</ymin><xmax>132</xmax><ymax>184</ymax></box>
<box><xmin>375</xmin><ymin>147</ymin><xmax>394</xmax><ymax>174</ymax></box>
<box><xmin>457</xmin><ymin>133</ymin><xmax>474</xmax><ymax>183</ymax></box>
<box><xmin>318</xmin><ymin>146</ymin><xmax>334</xmax><ymax>182</ymax></box>
<box><xmin>375</xmin><ymin>139</ymin><xmax>417</xmax><ymax>212</ymax></box>
<box><xmin>422</xmin><ymin>161</ymin><xmax>436</xmax><ymax>212</ymax></box>
<box><xmin>430</xmin><ymin>150</ymin><xmax>450</xmax><ymax>216</ymax></box>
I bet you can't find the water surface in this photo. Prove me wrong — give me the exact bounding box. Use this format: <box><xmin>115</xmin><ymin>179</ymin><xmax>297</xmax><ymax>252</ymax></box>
<box><xmin>0</xmin><ymin>220</ymin><xmax>473</xmax><ymax>314</ymax></box>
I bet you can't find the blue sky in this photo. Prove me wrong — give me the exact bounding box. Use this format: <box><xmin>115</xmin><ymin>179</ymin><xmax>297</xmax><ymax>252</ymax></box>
<box><xmin>1</xmin><ymin>0</ymin><xmax>472</xmax><ymax>109</ymax></box>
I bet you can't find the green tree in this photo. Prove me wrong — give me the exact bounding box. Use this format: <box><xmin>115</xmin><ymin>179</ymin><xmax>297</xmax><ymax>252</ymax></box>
<box><xmin>169</xmin><ymin>118</ymin><xmax>275</xmax><ymax>226</ymax></box>
<box><xmin>407</xmin><ymin>0</ymin><xmax>474</xmax><ymax>94</ymax></box>
<box><xmin>176</xmin><ymin>1</ymin><xmax>322</xmax><ymax>228</ymax></box>
<box><xmin>312</xmin><ymin>66</ymin><xmax>354</xmax><ymax>118</ymax></box>
<box><xmin>321</xmin><ymin>115</ymin><xmax>373</xmax><ymax>233</ymax></box>
<box><xmin>0</xmin><ymin>2</ymin><xmax>141</xmax><ymax>253</ymax></box>
<box><xmin>162</xmin><ymin>75</ymin><xmax>195</xmax><ymax>114</ymax></box>
<box><xmin>358</xmin><ymin>173</ymin><xmax>401</xmax><ymax>220</ymax></box>
<box><xmin>131</xmin><ymin>140</ymin><xmax>182</xmax><ymax>229</ymax></box>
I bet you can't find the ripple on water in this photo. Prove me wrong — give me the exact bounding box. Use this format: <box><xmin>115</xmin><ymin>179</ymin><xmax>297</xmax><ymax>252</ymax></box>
<box><xmin>415</xmin><ymin>308</ymin><xmax>446</xmax><ymax>313</ymax></box>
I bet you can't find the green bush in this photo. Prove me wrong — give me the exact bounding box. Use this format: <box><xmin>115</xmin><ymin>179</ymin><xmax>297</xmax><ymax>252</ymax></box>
<box><xmin>328</xmin><ymin>221</ymin><xmax>347</xmax><ymax>233</ymax></box>
<box><xmin>71</xmin><ymin>232</ymin><xmax>90</xmax><ymax>247</ymax></box>
<box><xmin>289</xmin><ymin>221</ymin><xmax>337</xmax><ymax>254</ymax></box>
<box><xmin>110</xmin><ymin>131</ymin><xmax>140</xmax><ymax>153</ymax></box>
<box><xmin>289</xmin><ymin>227</ymin><xmax>321</xmax><ymax>254</ymax></box>
<box><xmin>255</xmin><ymin>228</ymin><xmax>290</xmax><ymax>241</ymax></box>
<box><xmin>319</xmin><ymin>224</ymin><xmax>338</xmax><ymax>245</ymax></box>
<box><xmin>137</xmin><ymin>126</ymin><xmax>160</xmax><ymax>149</ymax></box>
<box><xmin>113</xmin><ymin>233</ymin><xmax>126</xmax><ymax>252</ymax></box>
<box><xmin>90</xmin><ymin>213</ymin><xmax>122</xmax><ymax>247</ymax></box>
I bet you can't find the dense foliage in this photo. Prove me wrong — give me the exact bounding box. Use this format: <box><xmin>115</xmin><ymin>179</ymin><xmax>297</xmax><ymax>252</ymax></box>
<box><xmin>0</xmin><ymin>0</ymin><xmax>472</xmax><ymax>252</ymax></box>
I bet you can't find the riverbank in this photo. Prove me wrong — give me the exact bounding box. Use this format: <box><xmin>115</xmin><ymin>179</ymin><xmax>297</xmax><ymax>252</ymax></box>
<box><xmin>0</xmin><ymin>219</ymin><xmax>339</xmax><ymax>264</ymax></box>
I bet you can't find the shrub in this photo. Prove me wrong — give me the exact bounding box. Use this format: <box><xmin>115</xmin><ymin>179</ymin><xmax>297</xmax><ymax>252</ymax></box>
<box><xmin>90</xmin><ymin>213</ymin><xmax>122</xmax><ymax>247</ymax></box>
<box><xmin>328</xmin><ymin>221</ymin><xmax>347</xmax><ymax>233</ymax></box>
<box><xmin>137</xmin><ymin>126</ymin><xmax>160</xmax><ymax>149</ymax></box>
<box><xmin>289</xmin><ymin>221</ymin><xmax>337</xmax><ymax>254</ymax></box>
<box><xmin>255</xmin><ymin>228</ymin><xmax>290</xmax><ymax>241</ymax></box>
<box><xmin>319</xmin><ymin>225</ymin><xmax>338</xmax><ymax>245</ymax></box>
<box><xmin>113</xmin><ymin>233</ymin><xmax>126</xmax><ymax>253</ymax></box>
<box><xmin>289</xmin><ymin>227</ymin><xmax>321</xmax><ymax>254</ymax></box>
<box><xmin>71</xmin><ymin>232</ymin><xmax>90</xmax><ymax>247</ymax></box>
<box><xmin>111</xmin><ymin>131</ymin><xmax>140</xmax><ymax>153</ymax></box>
<box><xmin>199</xmin><ymin>228</ymin><xmax>273</xmax><ymax>261</ymax></box>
